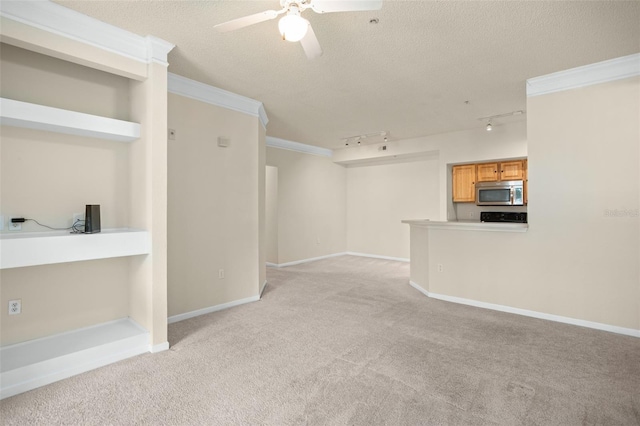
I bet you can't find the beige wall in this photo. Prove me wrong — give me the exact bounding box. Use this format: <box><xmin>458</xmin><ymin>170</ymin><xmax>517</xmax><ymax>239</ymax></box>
<box><xmin>266</xmin><ymin>147</ymin><xmax>346</xmax><ymax>264</ymax></box>
<box><xmin>421</xmin><ymin>76</ymin><xmax>640</xmax><ymax>331</ymax></box>
<box><xmin>0</xmin><ymin>259</ymin><xmax>130</xmax><ymax>345</ymax></box>
<box><xmin>265</xmin><ymin>166</ymin><xmax>279</xmax><ymax>264</ymax></box>
<box><xmin>334</xmin><ymin>121</ymin><xmax>528</xmax><ymax>221</ymax></box>
<box><xmin>0</xmin><ymin>45</ymin><xmax>135</xmax><ymax>345</ymax></box>
<box><xmin>167</xmin><ymin>93</ymin><xmax>262</xmax><ymax>317</ymax></box>
<box><xmin>346</xmin><ymin>157</ymin><xmax>439</xmax><ymax>259</ymax></box>
<box><xmin>0</xmin><ymin>43</ymin><xmax>130</xmax><ymax>120</ymax></box>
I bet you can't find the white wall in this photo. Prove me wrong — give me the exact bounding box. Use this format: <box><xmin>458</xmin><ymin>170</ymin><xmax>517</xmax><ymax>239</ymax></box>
<box><xmin>265</xmin><ymin>166</ymin><xmax>278</xmax><ymax>264</ymax></box>
<box><xmin>346</xmin><ymin>157</ymin><xmax>439</xmax><ymax>259</ymax></box>
<box><xmin>167</xmin><ymin>93</ymin><xmax>264</xmax><ymax>317</ymax></box>
<box><xmin>266</xmin><ymin>147</ymin><xmax>346</xmax><ymax>264</ymax></box>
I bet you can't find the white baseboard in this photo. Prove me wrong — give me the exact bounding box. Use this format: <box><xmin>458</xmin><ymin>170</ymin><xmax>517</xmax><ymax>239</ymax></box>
<box><xmin>168</xmin><ymin>295</ymin><xmax>260</xmax><ymax>324</ymax></box>
<box><xmin>346</xmin><ymin>252</ymin><xmax>409</xmax><ymax>263</ymax></box>
<box><xmin>260</xmin><ymin>280</ymin><xmax>268</xmax><ymax>297</ymax></box>
<box><xmin>267</xmin><ymin>252</ymin><xmax>348</xmax><ymax>268</ymax></box>
<box><xmin>0</xmin><ymin>318</ymin><xmax>149</xmax><ymax>399</ymax></box>
<box><xmin>266</xmin><ymin>252</ymin><xmax>409</xmax><ymax>268</ymax></box>
<box><xmin>149</xmin><ymin>342</ymin><xmax>169</xmax><ymax>353</ymax></box>
<box><xmin>409</xmin><ymin>281</ymin><xmax>640</xmax><ymax>338</ymax></box>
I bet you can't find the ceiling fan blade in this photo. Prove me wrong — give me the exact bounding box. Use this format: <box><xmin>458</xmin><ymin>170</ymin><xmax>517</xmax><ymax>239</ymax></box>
<box><xmin>300</xmin><ymin>24</ymin><xmax>323</xmax><ymax>60</ymax></box>
<box><xmin>310</xmin><ymin>0</ymin><xmax>383</xmax><ymax>14</ymax></box>
<box><xmin>214</xmin><ymin>9</ymin><xmax>280</xmax><ymax>33</ymax></box>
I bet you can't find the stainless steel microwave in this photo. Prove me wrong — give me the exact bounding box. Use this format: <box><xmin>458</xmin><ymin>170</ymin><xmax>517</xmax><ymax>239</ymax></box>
<box><xmin>476</xmin><ymin>180</ymin><xmax>524</xmax><ymax>206</ymax></box>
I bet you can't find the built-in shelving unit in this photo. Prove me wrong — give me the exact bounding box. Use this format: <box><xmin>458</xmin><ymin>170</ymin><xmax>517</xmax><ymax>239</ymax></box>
<box><xmin>0</xmin><ymin>318</ymin><xmax>149</xmax><ymax>399</ymax></box>
<box><xmin>0</xmin><ymin>0</ymin><xmax>173</xmax><ymax>400</ymax></box>
<box><xmin>0</xmin><ymin>98</ymin><xmax>140</xmax><ymax>142</ymax></box>
<box><xmin>0</xmin><ymin>229</ymin><xmax>150</xmax><ymax>269</ymax></box>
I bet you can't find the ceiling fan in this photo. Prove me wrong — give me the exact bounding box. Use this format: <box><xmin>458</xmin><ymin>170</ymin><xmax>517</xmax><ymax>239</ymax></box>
<box><xmin>214</xmin><ymin>0</ymin><xmax>383</xmax><ymax>60</ymax></box>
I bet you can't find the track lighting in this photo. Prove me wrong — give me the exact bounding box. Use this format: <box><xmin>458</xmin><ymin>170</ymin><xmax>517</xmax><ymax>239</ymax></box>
<box><xmin>340</xmin><ymin>131</ymin><xmax>388</xmax><ymax>147</ymax></box>
<box><xmin>478</xmin><ymin>110</ymin><xmax>525</xmax><ymax>131</ymax></box>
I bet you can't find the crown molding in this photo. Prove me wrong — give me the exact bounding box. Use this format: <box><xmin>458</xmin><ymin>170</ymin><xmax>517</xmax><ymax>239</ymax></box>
<box><xmin>527</xmin><ymin>53</ymin><xmax>640</xmax><ymax>97</ymax></box>
<box><xmin>0</xmin><ymin>0</ymin><xmax>173</xmax><ymax>65</ymax></box>
<box><xmin>167</xmin><ymin>73</ymin><xmax>268</xmax><ymax>129</ymax></box>
<box><xmin>145</xmin><ymin>36</ymin><xmax>175</xmax><ymax>67</ymax></box>
<box><xmin>266</xmin><ymin>136</ymin><xmax>333</xmax><ymax>158</ymax></box>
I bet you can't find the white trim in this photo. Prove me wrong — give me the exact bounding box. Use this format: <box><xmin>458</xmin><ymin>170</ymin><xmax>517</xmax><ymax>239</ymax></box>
<box><xmin>527</xmin><ymin>53</ymin><xmax>640</xmax><ymax>97</ymax></box>
<box><xmin>408</xmin><ymin>281</ymin><xmax>640</xmax><ymax>339</ymax></box>
<box><xmin>258</xmin><ymin>104</ymin><xmax>269</xmax><ymax>130</ymax></box>
<box><xmin>267</xmin><ymin>252</ymin><xmax>347</xmax><ymax>268</ymax></box>
<box><xmin>266</xmin><ymin>136</ymin><xmax>333</xmax><ymax>158</ymax></box>
<box><xmin>149</xmin><ymin>342</ymin><xmax>169</xmax><ymax>353</ymax></box>
<box><xmin>145</xmin><ymin>35</ymin><xmax>175</xmax><ymax>66</ymax></box>
<box><xmin>346</xmin><ymin>252</ymin><xmax>409</xmax><ymax>263</ymax></box>
<box><xmin>409</xmin><ymin>280</ymin><xmax>430</xmax><ymax>298</ymax></box>
<box><xmin>0</xmin><ymin>0</ymin><xmax>173</xmax><ymax>64</ymax></box>
<box><xmin>260</xmin><ymin>280</ymin><xmax>268</xmax><ymax>297</ymax></box>
<box><xmin>0</xmin><ymin>318</ymin><xmax>149</xmax><ymax>399</ymax></box>
<box><xmin>167</xmin><ymin>73</ymin><xmax>268</xmax><ymax>128</ymax></box>
<box><xmin>168</xmin><ymin>295</ymin><xmax>260</xmax><ymax>324</ymax></box>
<box><xmin>266</xmin><ymin>262</ymin><xmax>279</xmax><ymax>268</ymax></box>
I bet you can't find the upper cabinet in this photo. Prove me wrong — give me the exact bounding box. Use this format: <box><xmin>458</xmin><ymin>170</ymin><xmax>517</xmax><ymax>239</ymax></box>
<box><xmin>452</xmin><ymin>164</ymin><xmax>476</xmax><ymax>202</ymax></box>
<box><xmin>500</xmin><ymin>160</ymin><xmax>525</xmax><ymax>181</ymax></box>
<box><xmin>475</xmin><ymin>160</ymin><xmax>525</xmax><ymax>183</ymax></box>
<box><xmin>476</xmin><ymin>163</ymin><xmax>499</xmax><ymax>182</ymax></box>
<box><xmin>452</xmin><ymin>158</ymin><xmax>528</xmax><ymax>203</ymax></box>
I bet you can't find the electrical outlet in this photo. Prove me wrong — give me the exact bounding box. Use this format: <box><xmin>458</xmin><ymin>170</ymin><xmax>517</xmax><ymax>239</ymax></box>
<box><xmin>9</xmin><ymin>217</ymin><xmax>21</xmax><ymax>231</ymax></box>
<box><xmin>8</xmin><ymin>299</ymin><xmax>21</xmax><ymax>315</ymax></box>
<box><xmin>437</xmin><ymin>264</ymin><xmax>444</xmax><ymax>273</ymax></box>
<box><xmin>218</xmin><ymin>269</ymin><xmax>225</xmax><ymax>279</ymax></box>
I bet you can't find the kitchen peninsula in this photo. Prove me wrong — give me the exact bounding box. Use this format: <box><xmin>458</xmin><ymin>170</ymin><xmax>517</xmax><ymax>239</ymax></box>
<box><xmin>402</xmin><ymin>218</ymin><xmax>531</xmax><ymax>320</ymax></box>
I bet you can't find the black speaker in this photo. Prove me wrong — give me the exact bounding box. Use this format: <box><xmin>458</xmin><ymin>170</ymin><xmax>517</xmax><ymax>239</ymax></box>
<box><xmin>85</xmin><ymin>205</ymin><xmax>101</xmax><ymax>234</ymax></box>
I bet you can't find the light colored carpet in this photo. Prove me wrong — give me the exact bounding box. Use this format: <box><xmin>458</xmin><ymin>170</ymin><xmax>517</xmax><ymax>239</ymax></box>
<box><xmin>1</xmin><ymin>255</ymin><xmax>639</xmax><ymax>425</ymax></box>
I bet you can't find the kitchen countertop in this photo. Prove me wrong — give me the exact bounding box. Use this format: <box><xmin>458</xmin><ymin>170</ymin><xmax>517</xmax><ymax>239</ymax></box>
<box><xmin>401</xmin><ymin>219</ymin><xmax>528</xmax><ymax>233</ymax></box>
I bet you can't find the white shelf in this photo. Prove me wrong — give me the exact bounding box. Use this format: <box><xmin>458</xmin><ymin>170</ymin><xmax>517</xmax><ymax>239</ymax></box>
<box><xmin>0</xmin><ymin>98</ymin><xmax>140</xmax><ymax>142</ymax></box>
<box><xmin>0</xmin><ymin>228</ymin><xmax>150</xmax><ymax>269</ymax></box>
<box><xmin>0</xmin><ymin>318</ymin><xmax>149</xmax><ymax>399</ymax></box>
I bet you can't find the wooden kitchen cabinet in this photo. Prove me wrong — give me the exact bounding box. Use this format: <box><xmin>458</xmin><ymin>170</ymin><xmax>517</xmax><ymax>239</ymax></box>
<box><xmin>523</xmin><ymin>159</ymin><xmax>528</xmax><ymax>204</ymax></box>
<box><xmin>452</xmin><ymin>164</ymin><xmax>476</xmax><ymax>202</ymax></box>
<box><xmin>500</xmin><ymin>160</ymin><xmax>525</xmax><ymax>181</ymax></box>
<box><xmin>476</xmin><ymin>162</ymin><xmax>499</xmax><ymax>182</ymax></box>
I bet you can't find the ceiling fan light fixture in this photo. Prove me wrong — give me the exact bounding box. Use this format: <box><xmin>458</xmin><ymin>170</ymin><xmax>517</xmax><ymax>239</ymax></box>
<box><xmin>278</xmin><ymin>13</ymin><xmax>309</xmax><ymax>42</ymax></box>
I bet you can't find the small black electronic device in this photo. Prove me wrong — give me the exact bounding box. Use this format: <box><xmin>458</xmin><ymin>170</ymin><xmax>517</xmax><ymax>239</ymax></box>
<box><xmin>85</xmin><ymin>205</ymin><xmax>101</xmax><ymax>233</ymax></box>
<box><xmin>480</xmin><ymin>211</ymin><xmax>527</xmax><ymax>223</ymax></box>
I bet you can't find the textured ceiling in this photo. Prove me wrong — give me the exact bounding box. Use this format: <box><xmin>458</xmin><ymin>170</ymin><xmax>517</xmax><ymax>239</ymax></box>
<box><xmin>56</xmin><ymin>0</ymin><xmax>640</xmax><ymax>149</ymax></box>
